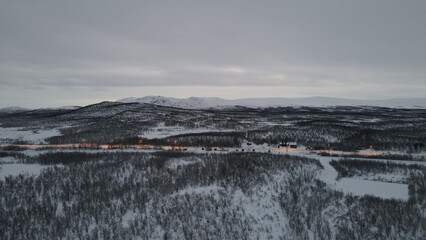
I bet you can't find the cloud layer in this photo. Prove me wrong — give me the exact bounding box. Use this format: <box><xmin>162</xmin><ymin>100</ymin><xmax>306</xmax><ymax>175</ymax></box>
<box><xmin>1</xmin><ymin>0</ymin><xmax>425</xmax><ymax>107</ymax></box>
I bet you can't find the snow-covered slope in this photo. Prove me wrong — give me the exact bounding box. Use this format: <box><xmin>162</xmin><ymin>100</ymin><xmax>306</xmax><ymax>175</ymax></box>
<box><xmin>119</xmin><ymin>96</ymin><xmax>229</xmax><ymax>109</ymax></box>
<box><xmin>0</xmin><ymin>106</ymin><xmax>80</xmax><ymax>115</ymax></box>
<box><xmin>117</xmin><ymin>96</ymin><xmax>426</xmax><ymax>109</ymax></box>
<box><xmin>36</xmin><ymin>106</ymin><xmax>81</xmax><ymax>111</ymax></box>
<box><xmin>0</xmin><ymin>106</ymin><xmax>31</xmax><ymax>114</ymax></box>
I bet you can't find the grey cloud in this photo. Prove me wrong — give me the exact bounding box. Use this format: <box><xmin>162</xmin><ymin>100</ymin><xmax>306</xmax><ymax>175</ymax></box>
<box><xmin>0</xmin><ymin>0</ymin><xmax>425</xmax><ymax>107</ymax></box>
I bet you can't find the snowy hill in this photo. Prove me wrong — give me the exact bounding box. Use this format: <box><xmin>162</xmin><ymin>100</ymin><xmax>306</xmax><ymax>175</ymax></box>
<box><xmin>118</xmin><ymin>96</ymin><xmax>426</xmax><ymax>109</ymax></box>
<box><xmin>118</xmin><ymin>96</ymin><xmax>229</xmax><ymax>109</ymax></box>
<box><xmin>0</xmin><ymin>106</ymin><xmax>31</xmax><ymax>114</ymax></box>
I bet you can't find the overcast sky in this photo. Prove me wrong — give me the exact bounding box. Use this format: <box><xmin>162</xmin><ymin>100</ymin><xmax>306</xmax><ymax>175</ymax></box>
<box><xmin>1</xmin><ymin>0</ymin><xmax>425</xmax><ymax>108</ymax></box>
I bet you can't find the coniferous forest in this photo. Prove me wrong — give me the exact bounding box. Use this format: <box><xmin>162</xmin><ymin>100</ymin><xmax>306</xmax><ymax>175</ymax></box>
<box><xmin>0</xmin><ymin>104</ymin><xmax>425</xmax><ymax>239</ymax></box>
<box><xmin>0</xmin><ymin>151</ymin><xmax>424</xmax><ymax>239</ymax></box>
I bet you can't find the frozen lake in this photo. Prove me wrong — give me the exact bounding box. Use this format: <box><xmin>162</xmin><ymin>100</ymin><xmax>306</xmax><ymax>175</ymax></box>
<box><xmin>294</xmin><ymin>153</ymin><xmax>411</xmax><ymax>201</ymax></box>
<box><xmin>335</xmin><ymin>178</ymin><xmax>409</xmax><ymax>201</ymax></box>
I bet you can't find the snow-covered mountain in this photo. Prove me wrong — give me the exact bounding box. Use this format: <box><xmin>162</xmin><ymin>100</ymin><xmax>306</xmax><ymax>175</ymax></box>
<box><xmin>119</xmin><ymin>96</ymin><xmax>230</xmax><ymax>109</ymax></box>
<box><xmin>118</xmin><ymin>96</ymin><xmax>426</xmax><ymax>109</ymax></box>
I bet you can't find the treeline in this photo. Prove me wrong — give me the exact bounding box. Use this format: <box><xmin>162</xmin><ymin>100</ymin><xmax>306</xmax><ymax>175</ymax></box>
<box><xmin>329</xmin><ymin>159</ymin><xmax>425</xmax><ymax>179</ymax></box>
<box><xmin>23</xmin><ymin>152</ymin><xmax>106</xmax><ymax>165</ymax></box>
<box><xmin>0</xmin><ymin>150</ymin><xmax>25</xmax><ymax>160</ymax></box>
<box><xmin>320</xmin><ymin>152</ymin><xmax>422</xmax><ymax>161</ymax></box>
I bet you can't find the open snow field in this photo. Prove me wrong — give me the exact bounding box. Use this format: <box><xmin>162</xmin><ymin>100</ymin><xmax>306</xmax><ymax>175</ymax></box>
<box><xmin>0</xmin><ymin>127</ymin><xmax>60</xmax><ymax>144</ymax></box>
<box><xmin>0</xmin><ymin>163</ymin><xmax>49</xmax><ymax>180</ymax></box>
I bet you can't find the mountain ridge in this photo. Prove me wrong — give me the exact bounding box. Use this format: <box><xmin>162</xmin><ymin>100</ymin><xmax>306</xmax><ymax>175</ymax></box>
<box><xmin>117</xmin><ymin>96</ymin><xmax>426</xmax><ymax>109</ymax></box>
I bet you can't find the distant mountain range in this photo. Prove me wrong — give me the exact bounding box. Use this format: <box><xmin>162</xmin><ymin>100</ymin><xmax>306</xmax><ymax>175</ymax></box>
<box><xmin>2</xmin><ymin>97</ymin><xmax>425</xmax><ymax>113</ymax></box>
<box><xmin>118</xmin><ymin>96</ymin><xmax>426</xmax><ymax>109</ymax></box>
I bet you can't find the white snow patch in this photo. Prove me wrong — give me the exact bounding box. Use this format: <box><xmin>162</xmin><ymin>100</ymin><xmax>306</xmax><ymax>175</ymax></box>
<box><xmin>355</xmin><ymin>172</ymin><xmax>408</xmax><ymax>183</ymax></box>
<box><xmin>0</xmin><ymin>127</ymin><xmax>61</xmax><ymax>144</ymax></box>
<box><xmin>122</xmin><ymin>209</ymin><xmax>140</xmax><ymax>228</ymax></box>
<box><xmin>140</xmin><ymin>123</ymin><xmax>235</xmax><ymax>139</ymax></box>
<box><xmin>0</xmin><ymin>156</ymin><xmax>18</xmax><ymax>164</ymax></box>
<box><xmin>0</xmin><ymin>163</ymin><xmax>49</xmax><ymax>180</ymax></box>
<box><xmin>55</xmin><ymin>202</ymin><xmax>65</xmax><ymax>217</ymax></box>
<box><xmin>315</xmin><ymin>156</ymin><xmax>339</xmax><ymax>185</ymax></box>
<box><xmin>87</xmin><ymin>222</ymin><xmax>97</xmax><ymax>234</ymax></box>
<box><xmin>174</xmin><ymin>185</ymin><xmax>224</xmax><ymax>199</ymax></box>
<box><xmin>258</xmin><ymin>121</ymin><xmax>293</xmax><ymax>127</ymax></box>
<box><xmin>167</xmin><ymin>157</ymin><xmax>202</xmax><ymax>169</ymax></box>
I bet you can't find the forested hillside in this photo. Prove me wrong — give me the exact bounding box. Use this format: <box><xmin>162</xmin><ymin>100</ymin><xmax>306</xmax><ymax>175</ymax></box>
<box><xmin>1</xmin><ymin>103</ymin><xmax>425</xmax><ymax>152</ymax></box>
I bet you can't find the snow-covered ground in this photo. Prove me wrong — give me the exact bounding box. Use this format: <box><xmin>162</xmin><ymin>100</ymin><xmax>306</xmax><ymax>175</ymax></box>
<box><xmin>280</xmin><ymin>150</ymin><xmax>411</xmax><ymax>200</ymax></box>
<box><xmin>180</xmin><ymin>143</ymin><xmax>414</xmax><ymax>201</ymax></box>
<box><xmin>315</xmin><ymin>156</ymin><xmax>339</xmax><ymax>185</ymax></box>
<box><xmin>121</xmin><ymin>209</ymin><xmax>141</xmax><ymax>228</ymax></box>
<box><xmin>232</xmin><ymin>172</ymin><xmax>292</xmax><ymax>239</ymax></box>
<box><xmin>0</xmin><ymin>127</ymin><xmax>61</xmax><ymax>144</ymax></box>
<box><xmin>173</xmin><ymin>185</ymin><xmax>224</xmax><ymax>197</ymax></box>
<box><xmin>351</xmin><ymin>172</ymin><xmax>407</xmax><ymax>183</ymax></box>
<box><xmin>335</xmin><ymin>178</ymin><xmax>409</xmax><ymax>200</ymax></box>
<box><xmin>166</xmin><ymin>156</ymin><xmax>203</xmax><ymax>170</ymax></box>
<box><xmin>0</xmin><ymin>163</ymin><xmax>49</xmax><ymax>180</ymax></box>
<box><xmin>140</xmin><ymin>123</ymin><xmax>236</xmax><ymax>139</ymax></box>
<box><xmin>0</xmin><ymin>156</ymin><xmax>17</xmax><ymax>164</ymax></box>
<box><xmin>0</xmin><ymin>106</ymin><xmax>30</xmax><ymax>114</ymax></box>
